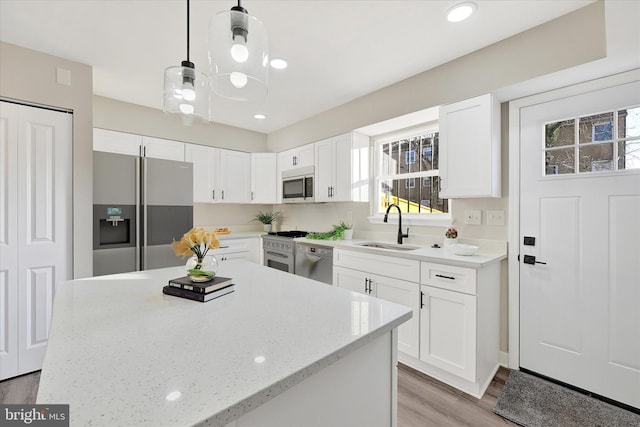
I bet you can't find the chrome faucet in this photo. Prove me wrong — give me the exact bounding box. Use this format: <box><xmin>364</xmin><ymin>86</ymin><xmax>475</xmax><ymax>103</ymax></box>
<box><xmin>383</xmin><ymin>203</ymin><xmax>409</xmax><ymax>244</ymax></box>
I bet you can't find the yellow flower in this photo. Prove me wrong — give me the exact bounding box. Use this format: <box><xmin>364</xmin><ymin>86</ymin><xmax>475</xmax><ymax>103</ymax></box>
<box><xmin>206</xmin><ymin>231</ymin><xmax>220</xmax><ymax>249</ymax></box>
<box><xmin>193</xmin><ymin>227</ymin><xmax>207</xmax><ymax>245</ymax></box>
<box><xmin>171</xmin><ymin>239</ymin><xmax>193</xmax><ymax>257</ymax></box>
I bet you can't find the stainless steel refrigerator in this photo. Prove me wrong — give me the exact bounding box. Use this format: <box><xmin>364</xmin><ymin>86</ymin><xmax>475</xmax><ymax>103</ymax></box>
<box><xmin>93</xmin><ymin>151</ymin><xmax>193</xmax><ymax>276</ymax></box>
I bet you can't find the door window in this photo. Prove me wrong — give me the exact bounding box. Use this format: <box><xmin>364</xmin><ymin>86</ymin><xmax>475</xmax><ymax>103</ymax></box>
<box><xmin>544</xmin><ymin>106</ymin><xmax>640</xmax><ymax>176</ymax></box>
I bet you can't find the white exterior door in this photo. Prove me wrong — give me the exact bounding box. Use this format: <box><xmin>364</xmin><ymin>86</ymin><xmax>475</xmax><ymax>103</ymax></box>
<box><xmin>519</xmin><ymin>81</ymin><xmax>640</xmax><ymax>408</ymax></box>
<box><xmin>0</xmin><ymin>101</ymin><xmax>72</xmax><ymax>379</ymax></box>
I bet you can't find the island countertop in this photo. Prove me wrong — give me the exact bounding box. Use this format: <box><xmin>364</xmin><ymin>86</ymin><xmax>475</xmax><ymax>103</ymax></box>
<box><xmin>36</xmin><ymin>260</ymin><xmax>411</xmax><ymax>426</ymax></box>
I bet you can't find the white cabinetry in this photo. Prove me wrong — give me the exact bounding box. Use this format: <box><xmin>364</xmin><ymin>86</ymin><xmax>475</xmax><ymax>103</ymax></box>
<box><xmin>185</xmin><ymin>144</ymin><xmax>219</xmax><ymax>203</ymax></box>
<box><xmin>438</xmin><ymin>93</ymin><xmax>500</xmax><ymax>198</ymax></box>
<box><xmin>279</xmin><ymin>143</ymin><xmax>315</xmax><ymax>170</ymax></box>
<box><xmin>400</xmin><ymin>260</ymin><xmax>500</xmax><ymax>397</ymax></box>
<box><xmin>333</xmin><ymin>249</ymin><xmax>420</xmax><ymax>358</ymax></box>
<box><xmin>219</xmin><ymin>150</ymin><xmax>251</xmax><ymax>203</ymax></box>
<box><xmin>210</xmin><ymin>238</ymin><xmax>260</xmax><ymax>263</ymax></box>
<box><xmin>93</xmin><ymin>129</ymin><xmax>185</xmax><ymax>161</ymax></box>
<box><xmin>0</xmin><ymin>102</ymin><xmax>72</xmax><ymax>380</ymax></box>
<box><xmin>250</xmin><ymin>153</ymin><xmax>277</xmax><ymax>204</ymax></box>
<box><xmin>184</xmin><ymin>144</ymin><xmax>251</xmax><ymax>204</ymax></box>
<box><xmin>315</xmin><ymin>132</ymin><xmax>369</xmax><ymax>202</ymax></box>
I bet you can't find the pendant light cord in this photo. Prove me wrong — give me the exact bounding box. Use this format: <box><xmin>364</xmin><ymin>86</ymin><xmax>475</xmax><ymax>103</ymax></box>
<box><xmin>186</xmin><ymin>0</ymin><xmax>190</xmax><ymax>63</ymax></box>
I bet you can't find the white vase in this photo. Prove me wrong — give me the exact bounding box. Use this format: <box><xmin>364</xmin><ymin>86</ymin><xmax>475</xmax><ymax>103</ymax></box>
<box><xmin>443</xmin><ymin>238</ymin><xmax>458</xmax><ymax>252</ymax></box>
<box><xmin>263</xmin><ymin>224</ymin><xmax>272</xmax><ymax>232</ymax></box>
<box><xmin>343</xmin><ymin>229</ymin><xmax>354</xmax><ymax>240</ymax></box>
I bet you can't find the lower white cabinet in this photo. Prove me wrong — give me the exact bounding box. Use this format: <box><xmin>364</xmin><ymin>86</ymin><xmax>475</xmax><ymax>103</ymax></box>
<box><xmin>333</xmin><ymin>250</ymin><xmax>420</xmax><ymax>359</ymax></box>
<box><xmin>419</xmin><ymin>285</ymin><xmax>476</xmax><ymax>382</ymax></box>
<box><xmin>210</xmin><ymin>238</ymin><xmax>260</xmax><ymax>264</ymax></box>
<box><xmin>333</xmin><ymin>248</ymin><xmax>501</xmax><ymax>398</ymax></box>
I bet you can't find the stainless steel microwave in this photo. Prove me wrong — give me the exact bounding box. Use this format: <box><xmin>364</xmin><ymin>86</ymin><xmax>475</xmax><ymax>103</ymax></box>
<box><xmin>282</xmin><ymin>166</ymin><xmax>314</xmax><ymax>203</ymax></box>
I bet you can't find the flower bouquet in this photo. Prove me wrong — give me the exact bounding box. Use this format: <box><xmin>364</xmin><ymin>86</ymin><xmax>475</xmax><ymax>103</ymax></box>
<box><xmin>171</xmin><ymin>227</ymin><xmax>220</xmax><ymax>281</ymax></box>
<box><xmin>444</xmin><ymin>227</ymin><xmax>458</xmax><ymax>252</ymax></box>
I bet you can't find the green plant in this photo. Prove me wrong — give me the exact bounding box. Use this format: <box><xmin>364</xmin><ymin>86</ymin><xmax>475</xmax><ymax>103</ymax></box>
<box><xmin>252</xmin><ymin>211</ymin><xmax>281</xmax><ymax>225</ymax></box>
<box><xmin>306</xmin><ymin>221</ymin><xmax>352</xmax><ymax>240</ymax></box>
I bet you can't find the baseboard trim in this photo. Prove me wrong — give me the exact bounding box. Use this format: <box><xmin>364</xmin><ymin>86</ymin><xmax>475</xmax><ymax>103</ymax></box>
<box><xmin>499</xmin><ymin>351</ymin><xmax>509</xmax><ymax>367</ymax></box>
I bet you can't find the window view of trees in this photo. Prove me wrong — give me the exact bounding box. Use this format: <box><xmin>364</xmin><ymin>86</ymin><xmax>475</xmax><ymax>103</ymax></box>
<box><xmin>376</xmin><ymin>131</ymin><xmax>448</xmax><ymax>214</ymax></box>
<box><xmin>544</xmin><ymin>106</ymin><xmax>640</xmax><ymax>176</ymax></box>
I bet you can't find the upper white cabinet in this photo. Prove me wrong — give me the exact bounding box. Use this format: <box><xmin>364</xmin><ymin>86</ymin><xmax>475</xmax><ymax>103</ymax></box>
<box><xmin>250</xmin><ymin>153</ymin><xmax>277</xmax><ymax>204</ymax></box>
<box><xmin>185</xmin><ymin>144</ymin><xmax>250</xmax><ymax>204</ymax></box>
<box><xmin>219</xmin><ymin>150</ymin><xmax>251</xmax><ymax>203</ymax></box>
<box><xmin>438</xmin><ymin>93</ymin><xmax>501</xmax><ymax>198</ymax></box>
<box><xmin>93</xmin><ymin>128</ymin><xmax>141</xmax><ymax>156</ymax></box>
<box><xmin>315</xmin><ymin>132</ymin><xmax>369</xmax><ymax>202</ymax></box>
<box><xmin>279</xmin><ymin>143</ymin><xmax>315</xmax><ymax>170</ymax></box>
<box><xmin>93</xmin><ymin>129</ymin><xmax>185</xmax><ymax>162</ymax></box>
<box><xmin>185</xmin><ymin>144</ymin><xmax>219</xmax><ymax>203</ymax></box>
<box><xmin>141</xmin><ymin>136</ymin><xmax>185</xmax><ymax>162</ymax></box>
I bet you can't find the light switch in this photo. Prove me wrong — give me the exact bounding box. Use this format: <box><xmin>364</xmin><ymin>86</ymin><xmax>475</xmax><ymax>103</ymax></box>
<box><xmin>487</xmin><ymin>210</ymin><xmax>505</xmax><ymax>226</ymax></box>
<box><xmin>464</xmin><ymin>210</ymin><xmax>481</xmax><ymax>225</ymax></box>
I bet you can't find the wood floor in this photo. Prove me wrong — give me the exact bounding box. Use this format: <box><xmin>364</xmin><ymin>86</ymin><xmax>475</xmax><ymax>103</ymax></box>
<box><xmin>1</xmin><ymin>365</ymin><xmax>515</xmax><ymax>426</ymax></box>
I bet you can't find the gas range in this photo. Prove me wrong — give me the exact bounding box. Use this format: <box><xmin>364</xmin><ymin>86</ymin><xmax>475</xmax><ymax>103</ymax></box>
<box><xmin>262</xmin><ymin>231</ymin><xmax>310</xmax><ymax>273</ymax></box>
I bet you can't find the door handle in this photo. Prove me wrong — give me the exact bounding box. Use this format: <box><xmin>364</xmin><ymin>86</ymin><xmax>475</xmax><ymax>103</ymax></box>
<box><xmin>523</xmin><ymin>255</ymin><xmax>547</xmax><ymax>265</ymax></box>
<box><xmin>420</xmin><ymin>291</ymin><xmax>424</xmax><ymax>309</ymax></box>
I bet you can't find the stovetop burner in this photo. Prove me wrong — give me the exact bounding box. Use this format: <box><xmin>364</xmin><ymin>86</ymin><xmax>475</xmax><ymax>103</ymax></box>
<box><xmin>267</xmin><ymin>230</ymin><xmax>309</xmax><ymax>238</ymax></box>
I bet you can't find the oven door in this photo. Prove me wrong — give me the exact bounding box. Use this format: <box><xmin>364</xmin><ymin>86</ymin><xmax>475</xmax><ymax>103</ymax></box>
<box><xmin>264</xmin><ymin>249</ymin><xmax>294</xmax><ymax>273</ymax></box>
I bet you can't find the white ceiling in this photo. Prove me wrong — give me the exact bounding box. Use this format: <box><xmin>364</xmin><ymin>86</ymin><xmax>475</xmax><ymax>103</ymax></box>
<box><xmin>0</xmin><ymin>0</ymin><xmax>596</xmax><ymax>134</ymax></box>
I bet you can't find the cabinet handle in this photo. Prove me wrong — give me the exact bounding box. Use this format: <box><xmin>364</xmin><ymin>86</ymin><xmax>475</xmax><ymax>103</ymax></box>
<box><xmin>328</xmin><ymin>187</ymin><xmax>331</xmax><ymax>197</ymax></box>
<box><xmin>222</xmin><ymin>190</ymin><xmax>225</xmax><ymax>200</ymax></box>
<box><xmin>435</xmin><ymin>274</ymin><xmax>455</xmax><ymax>280</ymax></box>
<box><xmin>364</xmin><ymin>278</ymin><xmax>369</xmax><ymax>293</ymax></box>
<box><xmin>293</xmin><ymin>156</ymin><xmax>297</xmax><ymax>166</ymax></box>
<box><xmin>420</xmin><ymin>291</ymin><xmax>424</xmax><ymax>309</ymax></box>
<box><xmin>212</xmin><ymin>190</ymin><xmax>215</xmax><ymax>200</ymax></box>
<box><xmin>251</xmin><ymin>191</ymin><xmax>254</xmax><ymax>200</ymax></box>
<box><xmin>143</xmin><ymin>146</ymin><xmax>147</xmax><ymax>157</ymax></box>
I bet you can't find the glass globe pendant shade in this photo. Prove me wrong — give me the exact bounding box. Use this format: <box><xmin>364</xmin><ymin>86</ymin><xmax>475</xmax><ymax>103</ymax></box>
<box><xmin>209</xmin><ymin>9</ymin><xmax>268</xmax><ymax>101</ymax></box>
<box><xmin>163</xmin><ymin>61</ymin><xmax>211</xmax><ymax>123</ymax></box>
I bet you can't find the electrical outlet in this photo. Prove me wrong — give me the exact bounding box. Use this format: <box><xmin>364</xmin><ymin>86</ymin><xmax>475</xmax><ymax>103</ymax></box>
<box><xmin>464</xmin><ymin>210</ymin><xmax>481</xmax><ymax>225</ymax></box>
<box><xmin>487</xmin><ymin>210</ymin><xmax>505</xmax><ymax>226</ymax></box>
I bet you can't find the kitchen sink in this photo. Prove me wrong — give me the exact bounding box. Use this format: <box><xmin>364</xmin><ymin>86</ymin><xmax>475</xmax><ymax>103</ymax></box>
<box><xmin>354</xmin><ymin>242</ymin><xmax>421</xmax><ymax>251</ymax></box>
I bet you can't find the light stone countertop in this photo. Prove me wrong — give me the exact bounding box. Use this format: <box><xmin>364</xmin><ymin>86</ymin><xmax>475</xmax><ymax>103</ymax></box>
<box><xmin>294</xmin><ymin>237</ymin><xmax>507</xmax><ymax>268</ymax></box>
<box><xmin>36</xmin><ymin>260</ymin><xmax>412</xmax><ymax>426</ymax></box>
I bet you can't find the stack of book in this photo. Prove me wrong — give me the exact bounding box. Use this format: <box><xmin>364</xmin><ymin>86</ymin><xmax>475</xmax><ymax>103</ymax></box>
<box><xmin>163</xmin><ymin>275</ymin><xmax>235</xmax><ymax>302</ymax></box>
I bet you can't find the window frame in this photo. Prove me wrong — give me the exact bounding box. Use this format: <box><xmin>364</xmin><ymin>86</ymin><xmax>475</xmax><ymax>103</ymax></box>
<box><xmin>368</xmin><ymin>124</ymin><xmax>452</xmax><ymax>227</ymax></box>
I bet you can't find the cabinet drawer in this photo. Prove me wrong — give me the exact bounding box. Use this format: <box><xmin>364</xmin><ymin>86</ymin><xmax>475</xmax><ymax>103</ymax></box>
<box><xmin>334</xmin><ymin>249</ymin><xmax>420</xmax><ymax>283</ymax></box>
<box><xmin>420</xmin><ymin>262</ymin><xmax>477</xmax><ymax>295</ymax></box>
<box><xmin>211</xmin><ymin>239</ymin><xmax>249</xmax><ymax>255</ymax></box>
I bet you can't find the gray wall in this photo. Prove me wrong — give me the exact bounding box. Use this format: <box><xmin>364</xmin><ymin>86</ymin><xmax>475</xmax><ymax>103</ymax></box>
<box><xmin>93</xmin><ymin>96</ymin><xmax>268</xmax><ymax>152</ymax></box>
<box><xmin>0</xmin><ymin>41</ymin><xmax>94</xmax><ymax>279</ymax></box>
<box><xmin>267</xmin><ymin>1</ymin><xmax>606</xmax><ymax>151</ymax></box>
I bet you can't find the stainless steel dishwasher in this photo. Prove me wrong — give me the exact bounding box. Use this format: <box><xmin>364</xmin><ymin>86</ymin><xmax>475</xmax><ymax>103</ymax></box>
<box><xmin>294</xmin><ymin>242</ymin><xmax>333</xmax><ymax>285</ymax></box>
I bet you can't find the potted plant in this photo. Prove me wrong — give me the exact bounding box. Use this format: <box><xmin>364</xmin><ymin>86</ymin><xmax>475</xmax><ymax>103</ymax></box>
<box><xmin>339</xmin><ymin>221</ymin><xmax>353</xmax><ymax>240</ymax></box>
<box><xmin>253</xmin><ymin>211</ymin><xmax>281</xmax><ymax>232</ymax></box>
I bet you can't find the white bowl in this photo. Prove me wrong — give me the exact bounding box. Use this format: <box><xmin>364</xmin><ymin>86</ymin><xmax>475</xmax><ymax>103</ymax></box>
<box><xmin>451</xmin><ymin>244</ymin><xmax>479</xmax><ymax>256</ymax></box>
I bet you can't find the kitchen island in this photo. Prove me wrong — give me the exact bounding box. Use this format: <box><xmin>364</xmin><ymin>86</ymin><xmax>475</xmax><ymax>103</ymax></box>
<box><xmin>36</xmin><ymin>260</ymin><xmax>411</xmax><ymax>426</ymax></box>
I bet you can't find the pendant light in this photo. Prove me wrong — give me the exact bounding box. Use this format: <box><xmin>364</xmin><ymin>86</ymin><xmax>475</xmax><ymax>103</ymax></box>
<box><xmin>209</xmin><ymin>0</ymin><xmax>269</xmax><ymax>101</ymax></box>
<box><xmin>164</xmin><ymin>0</ymin><xmax>210</xmax><ymax>122</ymax></box>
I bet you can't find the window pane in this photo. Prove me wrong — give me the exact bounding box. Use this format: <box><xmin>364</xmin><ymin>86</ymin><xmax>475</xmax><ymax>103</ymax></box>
<box><xmin>390</xmin><ymin>142</ymin><xmax>400</xmax><ymax>175</ymax></box>
<box><xmin>378</xmin><ymin>179</ymin><xmax>394</xmax><ymax>212</ymax></box>
<box><xmin>420</xmin><ymin>134</ymin><xmax>435</xmax><ymax>172</ymax></box>
<box><xmin>618</xmin><ymin>140</ymin><xmax>640</xmax><ymax>170</ymax></box>
<box><xmin>578</xmin><ymin>143</ymin><xmax>613</xmax><ymax>172</ymax></box>
<box><xmin>545</xmin><ymin>148</ymin><xmax>575</xmax><ymax>175</ymax></box>
<box><xmin>381</xmin><ymin>143</ymin><xmax>391</xmax><ymax>175</ymax></box>
<box><xmin>618</xmin><ymin>107</ymin><xmax>640</xmax><ymax>138</ymax></box>
<box><xmin>579</xmin><ymin>112</ymin><xmax>614</xmax><ymax>143</ymax></box>
<box><xmin>545</xmin><ymin>119</ymin><xmax>574</xmax><ymax>148</ymax></box>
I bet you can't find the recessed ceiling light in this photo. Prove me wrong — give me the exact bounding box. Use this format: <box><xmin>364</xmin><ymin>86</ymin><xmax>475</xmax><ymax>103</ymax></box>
<box><xmin>446</xmin><ymin>2</ymin><xmax>476</xmax><ymax>23</ymax></box>
<box><xmin>254</xmin><ymin>114</ymin><xmax>266</xmax><ymax>120</ymax></box>
<box><xmin>270</xmin><ymin>58</ymin><xmax>288</xmax><ymax>70</ymax></box>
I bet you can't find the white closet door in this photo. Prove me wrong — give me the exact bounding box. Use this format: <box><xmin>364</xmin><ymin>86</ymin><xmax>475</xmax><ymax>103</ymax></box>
<box><xmin>9</xmin><ymin>103</ymin><xmax>72</xmax><ymax>377</ymax></box>
<box><xmin>0</xmin><ymin>103</ymin><xmax>19</xmax><ymax>379</ymax></box>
